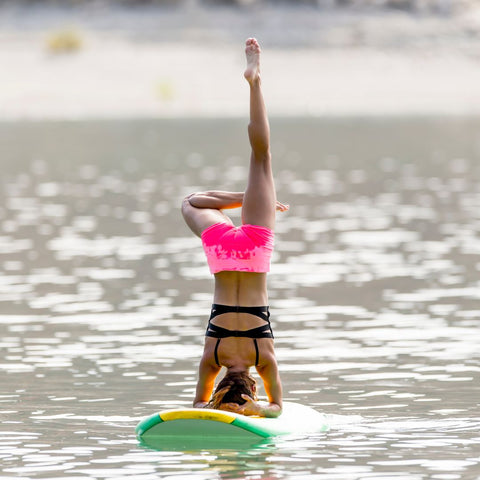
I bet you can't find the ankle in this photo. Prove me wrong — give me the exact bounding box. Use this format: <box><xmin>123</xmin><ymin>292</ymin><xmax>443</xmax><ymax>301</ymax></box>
<box><xmin>247</xmin><ymin>76</ymin><xmax>261</xmax><ymax>88</ymax></box>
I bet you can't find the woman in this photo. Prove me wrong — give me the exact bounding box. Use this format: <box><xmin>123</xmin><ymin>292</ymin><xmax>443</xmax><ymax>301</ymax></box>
<box><xmin>182</xmin><ymin>38</ymin><xmax>288</xmax><ymax>418</ymax></box>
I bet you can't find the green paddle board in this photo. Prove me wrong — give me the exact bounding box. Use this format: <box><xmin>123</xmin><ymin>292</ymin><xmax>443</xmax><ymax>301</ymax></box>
<box><xmin>136</xmin><ymin>402</ymin><xmax>328</xmax><ymax>449</ymax></box>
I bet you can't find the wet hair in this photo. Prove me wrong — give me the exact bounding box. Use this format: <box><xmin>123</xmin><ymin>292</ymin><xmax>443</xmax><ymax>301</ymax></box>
<box><xmin>206</xmin><ymin>371</ymin><xmax>257</xmax><ymax>409</ymax></box>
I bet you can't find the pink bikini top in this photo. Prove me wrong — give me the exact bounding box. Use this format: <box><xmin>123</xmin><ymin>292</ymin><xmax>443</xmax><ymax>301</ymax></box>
<box><xmin>201</xmin><ymin>222</ymin><xmax>274</xmax><ymax>274</ymax></box>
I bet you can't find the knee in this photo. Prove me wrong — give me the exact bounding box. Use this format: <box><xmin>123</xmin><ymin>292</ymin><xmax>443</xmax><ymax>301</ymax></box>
<box><xmin>248</xmin><ymin>125</ymin><xmax>270</xmax><ymax>155</ymax></box>
<box><xmin>251</xmin><ymin>151</ymin><xmax>272</xmax><ymax>167</ymax></box>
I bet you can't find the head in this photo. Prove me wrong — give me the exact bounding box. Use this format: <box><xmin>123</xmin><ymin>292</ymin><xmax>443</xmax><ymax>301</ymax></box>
<box><xmin>206</xmin><ymin>371</ymin><xmax>257</xmax><ymax>409</ymax></box>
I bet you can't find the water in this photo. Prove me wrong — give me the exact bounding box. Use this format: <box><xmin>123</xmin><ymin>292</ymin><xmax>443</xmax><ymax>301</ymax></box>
<box><xmin>1</xmin><ymin>117</ymin><xmax>480</xmax><ymax>479</ymax></box>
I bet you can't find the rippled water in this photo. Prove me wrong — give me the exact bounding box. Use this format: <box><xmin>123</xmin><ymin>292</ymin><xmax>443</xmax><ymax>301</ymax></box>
<box><xmin>1</xmin><ymin>117</ymin><xmax>480</xmax><ymax>479</ymax></box>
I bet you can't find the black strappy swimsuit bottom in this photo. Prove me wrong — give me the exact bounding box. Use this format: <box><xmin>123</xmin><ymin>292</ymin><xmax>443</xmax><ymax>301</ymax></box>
<box><xmin>205</xmin><ymin>304</ymin><xmax>274</xmax><ymax>367</ymax></box>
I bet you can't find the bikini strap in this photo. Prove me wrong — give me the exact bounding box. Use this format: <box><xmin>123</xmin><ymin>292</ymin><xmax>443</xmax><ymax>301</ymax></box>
<box><xmin>210</xmin><ymin>304</ymin><xmax>270</xmax><ymax>323</ymax></box>
<box><xmin>214</xmin><ymin>339</ymin><xmax>221</xmax><ymax>367</ymax></box>
<box><xmin>205</xmin><ymin>322</ymin><xmax>273</xmax><ymax>339</ymax></box>
<box><xmin>254</xmin><ymin>338</ymin><xmax>259</xmax><ymax>366</ymax></box>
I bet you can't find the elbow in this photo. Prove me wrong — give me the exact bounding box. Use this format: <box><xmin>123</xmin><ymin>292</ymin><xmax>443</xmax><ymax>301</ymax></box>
<box><xmin>264</xmin><ymin>403</ymin><xmax>282</xmax><ymax>418</ymax></box>
<box><xmin>181</xmin><ymin>197</ymin><xmax>191</xmax><ymax>218</ymax></box>
<box><xmin>181</xmin><ymin>193</ymin><xmax>199</xmax><ymax>212</ymax></box>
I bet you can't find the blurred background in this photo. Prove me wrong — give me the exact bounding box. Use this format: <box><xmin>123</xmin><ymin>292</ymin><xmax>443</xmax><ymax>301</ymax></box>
<box><xmin>1</xmin><ymin>0</ymin><xmax>480</xmax><ymax>117</ymax></box>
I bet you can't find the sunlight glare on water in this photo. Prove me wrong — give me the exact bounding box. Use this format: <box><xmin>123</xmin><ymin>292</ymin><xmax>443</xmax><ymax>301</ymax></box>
<box><xmin>0</xmin><ymin>118</ymin><xmax>479</xmax><ymax>479</ymax></box>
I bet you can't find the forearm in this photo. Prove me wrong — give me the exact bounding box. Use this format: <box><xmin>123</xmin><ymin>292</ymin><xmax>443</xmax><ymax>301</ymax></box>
<box><xmin>193</xmin><ymin>378</ymin><xmax>214</xmax><ymax>408</ymax></box>
<box><xmin>229</xmin><ymin>397</ymin><xmax>282</xmax><ymax>418</ymax></box>
<box><xmin>258</xmin><ymin>401</ymin><xmax>282</xmax><ymax>418</ymax></box>
<box><xmin>256</xmin><ymin>357</ymin><xmax>283</xmax><ymax>414</ymax></box>
<box><xmin>187</xmin><ymin>191</ymin><xmax>244</xmax><ymax>210</ymax></box>
<box><xmin>193</xmin><ymin>357</ymin><xmax>220</xmax><ymax>408</ymax></box>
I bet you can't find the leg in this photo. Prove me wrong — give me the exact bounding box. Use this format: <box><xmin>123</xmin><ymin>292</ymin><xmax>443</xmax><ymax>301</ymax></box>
<box><xmin>241</xmin><ymin>38</ymin><xmax>276</xmax><ymax>230</ymax></box>
<box><xmin>182</xmin><ymin>192</ymin><xmax>237</xmax><ymax>238</ymax></box>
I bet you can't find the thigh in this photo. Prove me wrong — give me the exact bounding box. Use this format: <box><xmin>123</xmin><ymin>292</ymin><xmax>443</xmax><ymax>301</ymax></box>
<box><xmin>241</xmin><ymin>153</ymin><xmax>276</xmax><ymax>229</ymax></box>
<box><xmin>182</xmin><ymin>199</ymin><xmax>233</xmax><ymax>237</ymax></box>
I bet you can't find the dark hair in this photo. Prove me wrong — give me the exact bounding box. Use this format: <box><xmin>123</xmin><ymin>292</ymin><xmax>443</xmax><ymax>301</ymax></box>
<box><xmin>206</xmin><ymin>371</ymin><xmax>257</xmax><ymax>409</ymax></box>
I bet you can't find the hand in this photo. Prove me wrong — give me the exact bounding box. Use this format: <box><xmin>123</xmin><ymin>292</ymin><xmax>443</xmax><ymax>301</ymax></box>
<box><xmin>240</xmin><ymin>396</ymin><xmax>283</xmax><ymax>418</ymax></box>
<box><xmin>218</xmin><ymin>395</ymin><xmax>263</xmax><ymax>416</ymax></box>
<box><xmin>276</xmin><ymin>201</ymin><xmax>289</xmax><ymax>212</ymax></box>
<box><xmin>238</xmin><ymin>395</ymin><xmax>264</xmax><ymax>415</ymax></box>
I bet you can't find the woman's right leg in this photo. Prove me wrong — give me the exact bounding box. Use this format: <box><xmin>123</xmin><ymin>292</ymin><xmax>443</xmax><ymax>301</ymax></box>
<box><xmin>241</xmin><ymin>38</ymin><xmax>276</xmax><ymax>231</ymax></box>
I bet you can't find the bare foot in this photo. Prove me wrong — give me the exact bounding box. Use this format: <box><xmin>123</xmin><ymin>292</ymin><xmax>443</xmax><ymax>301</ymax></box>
<box><xmin>244</xmin><ymin>37</ymin><xmax>261</xmax><ymax>85</ymax></box>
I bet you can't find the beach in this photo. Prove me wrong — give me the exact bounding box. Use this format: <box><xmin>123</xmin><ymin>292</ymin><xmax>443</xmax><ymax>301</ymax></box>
<box><xmin>1</xmin><ymin>2</ymin><xmax>480</xmax><ymax>119</ymax></box>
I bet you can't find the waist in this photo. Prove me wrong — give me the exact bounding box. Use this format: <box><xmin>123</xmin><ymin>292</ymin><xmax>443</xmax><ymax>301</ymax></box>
<box><xmin>213</xmin><ymin>270</ymin><xmax>267</xmax><ymax>302</ymax></box>
<box><xmin>206</xmin><ymin>304</ymin><xmax>273</xmax><ymax>339</ymax></box>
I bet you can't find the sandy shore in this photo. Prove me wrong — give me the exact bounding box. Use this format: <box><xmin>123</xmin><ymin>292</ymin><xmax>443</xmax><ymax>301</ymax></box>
<box><xmin>1</xmin><ymin>4</ymin><xmax>480</xmax><ymax>119</ymax></box>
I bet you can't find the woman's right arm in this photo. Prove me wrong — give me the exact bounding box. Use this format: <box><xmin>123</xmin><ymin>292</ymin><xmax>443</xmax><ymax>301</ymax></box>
<box><xmin>255</xmin><ymin>356</ymin><xmax>283</xmax><ymax>417</ymax></box>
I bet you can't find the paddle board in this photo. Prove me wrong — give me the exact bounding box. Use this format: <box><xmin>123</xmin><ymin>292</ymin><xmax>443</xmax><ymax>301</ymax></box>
<box><xmin>136</xmin><ymin>402</ymin><xmax>328</xmax><ymax>448</ymax></box>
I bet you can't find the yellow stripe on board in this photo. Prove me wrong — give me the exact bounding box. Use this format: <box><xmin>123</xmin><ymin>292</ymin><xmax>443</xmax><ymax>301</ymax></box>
<box><xmin>160</xmin><ymin>409</ymin><xmax>236</xmax><ymax>424</ymax></box>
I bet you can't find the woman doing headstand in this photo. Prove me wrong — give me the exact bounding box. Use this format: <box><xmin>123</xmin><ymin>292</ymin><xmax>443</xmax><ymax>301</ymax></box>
<box><xmin>182</xmin><ymin>38</ymin><xmax>288</xmax><ymax>418</ymax></box>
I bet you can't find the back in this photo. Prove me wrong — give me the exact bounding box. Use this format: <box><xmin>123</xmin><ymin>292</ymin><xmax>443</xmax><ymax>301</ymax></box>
<box><xmin>212</xmin><ymin>270</ymin><xmax>269</xmax><ymax>307</ymax></box>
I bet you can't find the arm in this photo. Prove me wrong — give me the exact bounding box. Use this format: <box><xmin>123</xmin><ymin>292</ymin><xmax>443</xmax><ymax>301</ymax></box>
<box><xmin>254</xmin><ymin>354</ymin><xmax>283</xmax><ymax>417</ymax></box>
<box><xmin>193</xmin><ymin>355</ymin><xmax>221</xmax><ymax>408</ymax></box>
<box><xmin>186</xmin><ymin>191</ymin><xmax>288</xmax><ymax>212</ymax></box>
<box><xmin>187</xmin><ymin>191</ymin><xmax>244</xmax><ymax>210</ymax></box>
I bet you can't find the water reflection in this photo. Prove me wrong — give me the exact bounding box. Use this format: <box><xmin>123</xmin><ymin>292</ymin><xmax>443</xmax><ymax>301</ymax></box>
<box><xmin>0</xmin><ymin>118</ymin><xmax>479</xmax><ymax>479</ymax></box>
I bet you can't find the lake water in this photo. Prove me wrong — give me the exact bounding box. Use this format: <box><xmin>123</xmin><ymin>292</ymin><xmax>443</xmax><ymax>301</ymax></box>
<box><xmin>1</xmin><ymin>117</ymin><xmax>480</xmax><ymax>479</ymax></box>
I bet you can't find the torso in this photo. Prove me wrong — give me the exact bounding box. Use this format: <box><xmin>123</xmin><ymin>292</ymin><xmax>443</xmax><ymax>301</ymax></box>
<box><xmin>213</xmin><ymin>271</ymin><xmax>268</xmax><ymax>307</ymax></box>
<box><xmin>206</xmin><ymin>270</ymin><xmax>272</xmax><ymax>369</ymax></box>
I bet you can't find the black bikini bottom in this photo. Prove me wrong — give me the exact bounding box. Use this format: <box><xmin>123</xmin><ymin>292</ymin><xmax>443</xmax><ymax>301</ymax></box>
<box><xmin>205</xmin><ymin>304</ymin><xmax>274</xmax><ymax>366</ymax></box>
